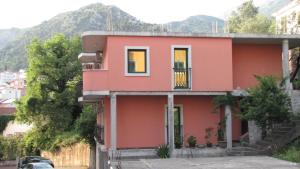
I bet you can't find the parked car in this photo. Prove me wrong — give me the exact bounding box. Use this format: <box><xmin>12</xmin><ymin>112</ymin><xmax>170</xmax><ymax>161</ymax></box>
<box><xmin>21</xmin><ymin>162</ymin><xmax>54</xmax><ymax>169</ymax></box>
<box><xmin>17</xmin><ymin>156</ymin><xmax>54</xmax><ymax>169</ymax></box>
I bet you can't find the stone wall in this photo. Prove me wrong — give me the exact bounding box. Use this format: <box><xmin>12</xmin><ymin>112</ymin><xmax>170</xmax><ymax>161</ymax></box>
<box><xmin>41</xmin><ymin>143</ymin><xmax>90</xmax><ymax>168</ymax></box>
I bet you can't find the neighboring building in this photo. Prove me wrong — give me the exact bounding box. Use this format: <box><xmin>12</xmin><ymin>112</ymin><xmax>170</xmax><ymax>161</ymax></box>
<box><xmin>0</xmin><ymin>98</ymin><xmax>32</xmax><ymax>137</ymax></box>
<box><xmin>0</xmin><ymin>71</ymin><xmax>17</xmax><ymax>83</ymax></box>
<box><xmin>79</xmin><ymin>31</ymin><xmax>298</xmax><ymax>156</ymax></box>
<box><xmin>0</xmin><ymin>70</ymin><xmax>29</xmax><ymax>137</ymax></box>
<box><xmin>272</xmin><ymin>0</ymin><xmax>300</xmax><ymax>34</ymax></box>
<box><xmin>0</xmin><ymin>99</ymin><xmax>16</xmax><ymax>116</ymax></box>
<box><xmin>0</xmin><ymin>70</ymin><xmax>26</xmax><ymax>100</ymax></box>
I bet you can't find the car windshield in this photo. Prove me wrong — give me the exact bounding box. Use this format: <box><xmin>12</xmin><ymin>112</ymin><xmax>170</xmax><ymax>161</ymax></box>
<box><xmin>32</xmin><ymin>163</ymin><xmax>53</xmax><ymax>168</ymax></box>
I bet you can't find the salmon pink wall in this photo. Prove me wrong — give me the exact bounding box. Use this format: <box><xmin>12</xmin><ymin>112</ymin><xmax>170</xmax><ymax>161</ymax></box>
<box><xmin>117</xmin><ymin>96</ymin><xmax>166</xmax><ymax>148</ymax></box>
<box><xmin>233</xmin><ymin>44</ymin><xmax>282</xmax><ymax>89</ymax></box>
<box><xmin>83</xmin><ymin>70</ymin><xmax>109</xmax><ymax>91</ymax></box>
<box><xmin>102</xmin><ymin>36</ymin><xmax>233</xmax><ymax>91</ymax></box>
<box><xmin>103</xmin><ymin>95</ymin><xmax>240</xmax><ymax>149</ymax></box>
<box><xmin>174</xmin><ymin>96</ymin><xmax>219</xmax><ymax>145</ymax></box>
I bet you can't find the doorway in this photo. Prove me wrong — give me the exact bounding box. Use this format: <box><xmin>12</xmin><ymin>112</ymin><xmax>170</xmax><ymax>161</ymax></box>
<box><xmin>165</xmin><ymin>105</ymin><xmax>183</xmax><ymax>148</ymax></box>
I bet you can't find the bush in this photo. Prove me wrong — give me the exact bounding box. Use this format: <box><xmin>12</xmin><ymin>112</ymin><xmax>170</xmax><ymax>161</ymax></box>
<box><xmin>187</xmin><ymin>136</ymin><xmax>197</xmax><ymax>148</ymax></box>
<box><xmin>0</xmin><ymin>135</ymin><xmax>23</xmax><ymax>161</ymax></box>
<box><xmin>274</xmin><ymin>140</ymin><xmax>300</xmax><ymax>163</ymax></box>
<box><xmin>292</xmin><ymin>79</ymin><xmax>300</xmax><ymax>90</ymax></box>
<box><xmin>0</xmin><ymin>115</ymin><xmax>15</xmax><ymax>134</ymax></box>
<box><xmin>156</xmin><ymin>144</ymin><xmax>170</xmax><ymax>158</ymax></box>
<box><xmin>240</xmin><ymin>76</ymin><xmax>292</xmax><ymax>130</ymax></box>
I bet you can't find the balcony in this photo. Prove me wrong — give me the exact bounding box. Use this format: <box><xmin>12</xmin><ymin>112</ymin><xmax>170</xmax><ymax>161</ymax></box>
<box><xmin>173</xmin><ymin>68</ymin><xmax>192</xmax><ymax>89</ymax></box>
<box><xmin>78</xmin><ymin>52</ymin><xmax>98</xmax><ymax>63</ymax></box>
<box><xmin>83</xmin><ymin>69</ymin><xmax>109</xmax><ymax>93</ymax></box>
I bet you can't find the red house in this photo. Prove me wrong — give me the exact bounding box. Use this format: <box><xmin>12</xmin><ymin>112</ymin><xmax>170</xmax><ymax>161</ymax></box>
<box><xmin>79</xmin><ymin>31</ymin><xmax>299</xmax><ymax>157</ymax></box>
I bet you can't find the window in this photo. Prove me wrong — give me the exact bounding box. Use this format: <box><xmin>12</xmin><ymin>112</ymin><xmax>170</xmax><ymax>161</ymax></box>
<box><xmin>172</xmin><ymin>45</ymin><xmax>192</xmax><ymax>89</ymax></box>
<box><xmin>125</xmin><ymin>47</ymin><xmax>150</xmax><ymax>76</ymax></box>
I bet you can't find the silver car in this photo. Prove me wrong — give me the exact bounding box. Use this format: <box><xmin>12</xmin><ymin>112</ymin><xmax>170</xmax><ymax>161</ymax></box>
<box><xmin>21</xmin><ymin>162</ymin><xmax>54</xmax><ymax>169</ymax></box>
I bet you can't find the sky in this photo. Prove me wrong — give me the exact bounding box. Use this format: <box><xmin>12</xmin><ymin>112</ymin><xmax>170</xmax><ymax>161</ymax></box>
<box><xmin>0</xmin><ymin>0</ymin><xmax>268</xmax><ymax>29</ymax></box>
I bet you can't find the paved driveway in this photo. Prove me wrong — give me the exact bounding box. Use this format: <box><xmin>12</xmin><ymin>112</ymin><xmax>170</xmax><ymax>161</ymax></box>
<box><xmin>119</xmin><ymin>156</ymin><xmax>300</xmax><ymax>169</ymax></box>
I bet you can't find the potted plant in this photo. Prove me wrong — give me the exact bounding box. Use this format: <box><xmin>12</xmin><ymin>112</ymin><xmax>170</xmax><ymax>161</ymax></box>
<box><xmin>187</xmin><ymin>135</ymin><xmax>197</xmax><ymax>148</ymax></box>
<box><xmin>205</xmin><ymin>127</ymin><xmax>214</xmax><ymax>147</ymax></box>
<box><xmin>156</xmin><ymin>144</ymin><xmax>170</xmax><ymax>158</ymax></box>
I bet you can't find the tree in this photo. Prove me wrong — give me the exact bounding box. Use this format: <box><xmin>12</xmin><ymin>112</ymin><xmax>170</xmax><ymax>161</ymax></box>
<box><xmin>16</xmin><ymin>34</ymin><xmax>82</xmax><ymax>136</ymax></box>
<box><xmin>240</xmin><ymin>76</ymin><xmax>292</xmax><ymax>130</ymax></box>
<box><xmin>75</xmin><ymin>105</ymin><xmax>97</xmax><ymax>145</ymax></box>
<box><xmin>75</xmin><ymin>105</ymin><xmax>97</xmax><ymax>169</ymax></box>
<box><xmin>228</xmin><ymin>0</ymin><xmax>275</xmax><ymax>34</ymax></box>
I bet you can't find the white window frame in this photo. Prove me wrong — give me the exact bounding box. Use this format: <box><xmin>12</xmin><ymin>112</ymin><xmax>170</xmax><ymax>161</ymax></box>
<box><xmin>124</xmin><ymin>46</ymin><xmax>150</xmax><ymax>76</ymax></box>
<box><xmin>171</xmin><ymin>45</ymin><xmax>192</xmax><ymax>90</ymax></box>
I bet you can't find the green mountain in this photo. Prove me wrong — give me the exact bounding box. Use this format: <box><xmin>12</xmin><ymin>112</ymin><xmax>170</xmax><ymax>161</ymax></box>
<box><xmin>0</xmin><ymin>28</ymin><xmax>24</xmax><ymax>50</ymax></box>
<box><xmin>259</xmin><ymin>0</ymin><xmax>290</xmax><ymax>16</ymax></box>
<box><xmin>166</xmin><ymin>15</ymin><xmax>224</xmax><ymax>33</ymax></box>
<box><xmin>0</xmin><ymin>3</ymin><xmax>224</xmax><ymax>71</ymax></box>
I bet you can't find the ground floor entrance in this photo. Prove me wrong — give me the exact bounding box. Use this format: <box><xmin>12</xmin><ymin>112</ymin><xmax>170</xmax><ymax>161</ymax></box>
<box><xmin>97</xmin><ymin>94</ymin><xmax>243</xmax><ymax>150</ymax></box>
<box><xmin>165</xmin><ymin>106</ymin><xmax>183</xmax><ymax>148</ymax></box>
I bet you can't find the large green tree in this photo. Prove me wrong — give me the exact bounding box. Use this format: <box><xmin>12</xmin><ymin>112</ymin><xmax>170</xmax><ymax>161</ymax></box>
<box><xmin>228</xmin><ymin>0</ymin><xmax>275</xmax><ymax>34</ymax></box>
<box><xmin>240</xmin><ymin>76</ymin><xmax>292</xmax><ymax>130</ymax></box>
<box><xmin>16</xmin><ymin>34</ymin><xmax>82</xmax><ymax>133</ymax></box>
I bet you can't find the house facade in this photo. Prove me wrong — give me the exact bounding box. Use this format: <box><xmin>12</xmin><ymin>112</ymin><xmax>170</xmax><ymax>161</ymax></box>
<box><xmin>79</xmin><ymin>32</ymin><xmax>300</xmax><ymax>155</ymax></box>
<box><xmin>272</xmin><ymin>0</ymin><xmax>300</xmax><ymax>34</ymax></box>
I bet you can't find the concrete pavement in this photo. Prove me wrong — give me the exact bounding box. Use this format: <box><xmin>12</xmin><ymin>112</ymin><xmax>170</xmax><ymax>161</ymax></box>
<box><xmin>119</xmin><ymin>156</ymin><xmax>300</xmax><ymax>169</ymax></box>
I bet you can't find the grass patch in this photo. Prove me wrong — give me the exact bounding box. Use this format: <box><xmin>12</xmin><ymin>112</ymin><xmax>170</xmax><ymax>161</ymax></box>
<box><xmin>274</xmin><ymin>139</ymin><xmax>300</xmax><ymax>163</ymax></box>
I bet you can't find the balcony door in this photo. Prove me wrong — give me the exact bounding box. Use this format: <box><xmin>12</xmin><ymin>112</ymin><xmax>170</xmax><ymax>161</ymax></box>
<box><xmin>172</xmin><ymin>46</ymin><xmax>191</xmax><ymax>89</ymax></box>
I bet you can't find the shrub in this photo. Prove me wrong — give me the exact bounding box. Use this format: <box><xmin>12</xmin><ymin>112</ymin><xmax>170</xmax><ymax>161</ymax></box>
<box><xmin>0</xmin><ymin>135</ymin><xmax>23</xmax><ymax>161</ymax></box>
<box><xmin>187</xmin><ymin>136</ymin><xmax>197</xmax><ymax>148</ymax></box>
<box><xmin>156</xmin><ymin>144</ymin><xmax>170</xmax><ymax>158</ymax></box>
<box><xmin>292</xmin><ymin>79</ymin><xmax>300</xmax><ymax>90</ymax></box>
<box><xmin>0</xmin><ymin>115</ymin><xmax>15</xmax><ymax>134</ymax></box>
<box><xmin>240</xmin><ymin>76</ymin><xmax>292</xmax><ymax>131</ymax></box>
<box><xmin>274</xmin><ymin>140</ymin><xmax>300</xmax><ymax>163</ymax></box>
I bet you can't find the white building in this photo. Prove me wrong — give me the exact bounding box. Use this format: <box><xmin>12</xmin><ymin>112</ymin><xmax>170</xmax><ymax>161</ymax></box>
<box><xmin>2</xmin><ymin>121</ymin><xmax>32</xmax><ymax>137</ymax></box>
<box><xmin>0</xmin><ymin>70</ymin><xmax>26</xmax><ymax>100</ymax></box>
<box><xmin>272</xmin><ymin>0</ymin><xmax>300</xmax><ymax>34</ymax></box>
<box><xmin>0</xmin><ymin>71</ymin><xmax>17</xmax><ymax>83</ymax></box>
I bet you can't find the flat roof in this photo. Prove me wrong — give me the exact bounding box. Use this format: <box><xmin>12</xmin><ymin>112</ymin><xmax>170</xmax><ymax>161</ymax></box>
<box><xmin>82</xmin><ymin>31</ymin><xmax>300</xmax><ymax>52</ymax></box>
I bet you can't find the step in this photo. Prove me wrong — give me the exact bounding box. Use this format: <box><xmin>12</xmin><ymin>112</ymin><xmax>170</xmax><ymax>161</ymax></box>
<box><xmin>274</xmin><ymin>128</ymin><xmax>292</xmax><ymax>132</ymax></box>
<box><xmin>271</xmin><ymin>130</ymin><xmax>289</xmax><ymax>135</ymax></box>
<box><xmin>256</xmin><ymin>140</ymin><xmax>272</xmax><ymax>146</ymax></box>
<box><xmin>227</xmin><ymin>147</ymin><xmax>267</xmax><ymax>156</ymax></box>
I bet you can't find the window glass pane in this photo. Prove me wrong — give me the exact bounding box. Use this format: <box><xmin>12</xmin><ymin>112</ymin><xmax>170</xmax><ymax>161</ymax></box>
<box><xmin>174</xmin><ymin>49</ymin><xmax>187</xmax><ymax>69</ymax></box>
<box><xmin>128</xmin><ymin>50</ymin><xmax>146</xmax><ymax>73</ymax></box>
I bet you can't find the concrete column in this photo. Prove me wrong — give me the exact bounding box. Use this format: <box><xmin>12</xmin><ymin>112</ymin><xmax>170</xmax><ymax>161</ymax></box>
<box><xmin>225</xmin><ymin>105</ymin><xmax>232</xmax><ymax>149</ymax></box>
<box><xmin>110</xmin><ymin>94</ymin><xmax>117</xmax><ymax>151</ymax></box>
<box><xmin>95</xmin><ymin>141</ymin><xmax>100</xmax><ymax>169</ymax></box>
<box><xmin>167</xmin><ymin>94</ymin><xmax>174</xmax><ymax>152</ymax></box>
<box><xmin>248</xmin><ymin>121</ymin><xmax>262</xmax><ymax>145</ymax></box>
<box><xmin>282</xmin><ymin>39</ymin><xmax>291</xmax><ymax>93</ymax></box>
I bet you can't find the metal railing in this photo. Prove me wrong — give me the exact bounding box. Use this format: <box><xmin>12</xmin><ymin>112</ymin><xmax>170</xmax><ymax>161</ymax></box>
<box><xmin>173</xmin><ymin>68</ymin><xmax>191</xmax><ymax>89</ymax></box>
<box><xmin>82</xmin><ymin>62</ymin><xmax>103</xmax><ymax>70</ymax></box>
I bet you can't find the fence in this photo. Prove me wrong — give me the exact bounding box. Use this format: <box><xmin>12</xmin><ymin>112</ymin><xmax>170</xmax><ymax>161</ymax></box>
<box><xmin>41</xmin><ymin>143</ymin><xmax>90</xmax><ymax>168</ymax></box>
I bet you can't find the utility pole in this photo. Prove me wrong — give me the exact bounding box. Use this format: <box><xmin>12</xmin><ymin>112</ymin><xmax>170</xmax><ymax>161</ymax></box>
<box><xmin>106</xmin><ymin>7</ymin><xmax>113</xmax><ymax>31</ymax></box>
